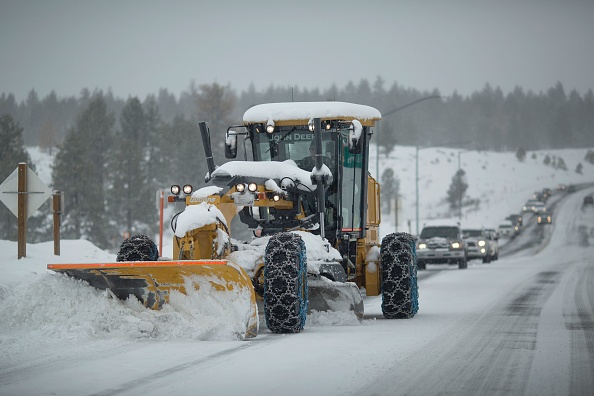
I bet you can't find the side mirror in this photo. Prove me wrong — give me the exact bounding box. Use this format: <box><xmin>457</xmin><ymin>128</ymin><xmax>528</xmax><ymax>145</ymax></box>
<box><xmin>347</xmin><ymin>120</ymin><xmax>363</xmax><ymax>154</ymax></box>
<box><xmin>225</xmin><ymin>131</ymin><xmax>238</xmax><ymax>159</ymax></box>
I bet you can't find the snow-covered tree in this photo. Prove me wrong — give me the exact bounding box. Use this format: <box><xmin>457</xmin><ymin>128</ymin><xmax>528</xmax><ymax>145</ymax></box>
<box><xmin>107</xmin><ymin>97</ymin><xmax>156</xmax><ymax>237</ymax></box>
<box><xmin>380</xmin><ymin>168</ymin><xmax>399</xmax><ymax>214</ymax></box>
<box><xmin>52</xmin><ymin>96</ymin><xmax>114</xmax><ymax>248</ymax></box>
<box><xmin>0</xmin><ymin>115</ymin><xmax>34</xmax><ymax>240</ymax></box>
<box><xmin>446</xmin><ymin>169</ymin><xmax>468</xmax><ymax>214</ymax></box>
<box><xmin>516</xmin><ymin>147</ymin><xmax>526</xmax><ymax>162</ymax></box>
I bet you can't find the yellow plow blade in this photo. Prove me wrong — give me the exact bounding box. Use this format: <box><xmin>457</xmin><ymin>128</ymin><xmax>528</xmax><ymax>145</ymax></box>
<box><xmin>47</xmin><ymin>260</ymin><xmax>258</xmax><ymax>339</ymax></box>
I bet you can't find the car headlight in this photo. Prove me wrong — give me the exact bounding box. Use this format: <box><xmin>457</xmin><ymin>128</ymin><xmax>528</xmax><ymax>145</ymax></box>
<box><xmin>478</xmin><ymin>240</ymin><xmax>486</xmax><ymax>247</ymax></box>
<box><xmin>418</xmin><ymin>243</ymin><xmax>427</xmax><ymax>249</ymax></box>
<box><xmin>183</xmin><ymin>184</ymin><xmax>193</xmax><ymax>195</ymax></box>
<box><xmin>248</xmin><ymin>182</ymin><xmax>258</xmax><ymax>192</ymax></box>
<box><xmin>170</xmin><ymin>185</ymin><xmax>181</xmax><ymax>195</ymax></box>
<box><xmin>451</xmin><ymin>242</ymin><xmax>461</xmax><ymax>249</ymax></box>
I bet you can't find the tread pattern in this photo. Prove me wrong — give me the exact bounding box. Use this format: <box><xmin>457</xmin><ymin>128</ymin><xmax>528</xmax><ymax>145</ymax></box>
<box><xmin>380</xmin><ymin>232</ymin><xmax>419</xmax><ymax>319</ymax></box>
<box><xmin>116</xmin><ymin>235</ymin><xmax>159</xmax><ymax>262</ymax></box>
<box><xmin>264</xmin><ymin>233</ymin><xmax>308</xmax><ymax>333</ymax></box>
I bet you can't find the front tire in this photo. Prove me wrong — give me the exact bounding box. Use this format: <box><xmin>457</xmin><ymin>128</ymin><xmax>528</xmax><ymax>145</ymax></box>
<box><xmin>458</xmin><ymin>254</ymin><xmax>468</xmax><ymax>269</ymax></box>
<box><xmin>380</xmin><ymin>233</ymin><xmax>419</xmax><ymax>319</ymax></box>
<box><xmin>263</xmin><ymin>233</ymin><xmax>308</xmax><ymax>333</ymax></box>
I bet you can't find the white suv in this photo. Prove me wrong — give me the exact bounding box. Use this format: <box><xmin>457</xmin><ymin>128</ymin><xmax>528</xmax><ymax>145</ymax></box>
<box><xmin>416</xmin><ymin>222</ymin><xmax>468</xmax><ymax>270</ymax></box>
<box><xmin>462</xmin><ymin>228</ymin><xmax>492</xmax><ymax>263</ymax></box>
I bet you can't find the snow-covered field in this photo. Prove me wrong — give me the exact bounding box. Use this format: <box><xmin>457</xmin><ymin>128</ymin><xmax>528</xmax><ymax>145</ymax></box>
<box><xmin>373</xmin><ymin>145</ymin><xmax>594</xmax><ymax>237</ymax></box>
<box><xmin>1</xmin><ymin>145</ymin><xmax>593</xmax><ymax>395</ymax></box>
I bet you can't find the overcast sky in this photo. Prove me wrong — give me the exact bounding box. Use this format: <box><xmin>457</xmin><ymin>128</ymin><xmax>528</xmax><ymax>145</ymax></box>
<box><xmin>1</xmin><ymin>0</ymin><xmax>593</xmax><ymax>101</ymax></box>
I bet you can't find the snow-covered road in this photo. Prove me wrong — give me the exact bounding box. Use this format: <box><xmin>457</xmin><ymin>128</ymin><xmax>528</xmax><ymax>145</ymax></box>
<box><xmin>1</xmin><ymin>188</ymin><xmax>593</xmax><ymax>396</ymax></box>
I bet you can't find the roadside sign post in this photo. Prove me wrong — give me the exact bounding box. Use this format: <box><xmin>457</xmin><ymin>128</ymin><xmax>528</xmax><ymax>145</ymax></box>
<box><xmin>0</xmin><ymin>163</ymin><xmax>53</xmax><ymax>259</ymax></box>
<box><xmin>53</xmin><ymin>190</ymin><xmax>63</xmax><ymax>255</ymax></box>
<box><xmin>17</xmin><ymin>163</ymin><xmax>27</xmax><ymax>258</ymax></box>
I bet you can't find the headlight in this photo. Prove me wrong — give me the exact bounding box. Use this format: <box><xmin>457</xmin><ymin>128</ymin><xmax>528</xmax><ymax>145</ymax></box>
<box><xmin>171</xmin><ymin>185</ymin><xmax>181</xmax><ymax>195</ymax></box>
<box><xmin>272</xmin><ymin>194</ymin><xmax>281</xmax><ymax>202</ymax></box>
<box><xmin>266</xmin><ymin>118</ymin><xmax>275</xmax><ymax>133</ymax></box>
<box><xmin>236</xmin><ymin>183</ymin><xmax>245</xmax><ymax>192</ymax></box>
<box><xmin>418</xmin><ymin>243</ymin><xmax>427</xmax><ymax>249</ymax></box>
<box><xmin>248</xmin><ymin>182</ymin><xmax>258</xmax><ymax>192</ymax></box>
<box><xmin>478</xmin><ymin>240</ymin><xmax>486</xmax><ymax>247</ymax></box>
<box><xmin>451</xmin><ymin>242</ymin><xmax>461</xmax><ymax>249</ymax></box>
<box><xmin>183</xmin><ymin>184</ymin><xmax>193</xmax><ymax>195</ymax></box>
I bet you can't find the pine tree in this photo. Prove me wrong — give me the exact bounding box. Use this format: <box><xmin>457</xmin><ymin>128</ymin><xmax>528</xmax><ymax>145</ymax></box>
<box><xmin>516</xmin><ymin>147</ymin><xmax>526</xmax><ymax>162</ymax></box>
<box><xmin>585</xmin><ymin>149</ymin><xmax>594</xmax><ymax>165</ymax></box>
<box><xmin>379</xmin><ymin>120</ymin><xmax>398</xmax><ymax>157</ymax></box>
<box><xmin>446</xmin><ymin>169</ymin><xmax>468</xmax><ymax>214</ymax></box>
<box><xmin>107</xmin><ymin>97</ymin><xmax>155</xmax><ymax>237</ymax></box>
<box><xmin>0</xmin><ymin>115</ymin><xmax>34</xmax><ymax>240</ymax></box>
<box><xmin>556</xmin><ymin>157</ymin><xmax>567</xmax><ymax>171</ymax></box>
<box><xmin>380</xmin><ymin>168</ymin><xmax>399</xmax><ymax>214</ymax></box>
<box><xmin>544</xmin><ymin>155</ymin><xmax>551</xmax><ymax>166</ymax></box>
<box><xmin>195</xmin><ymin>83</ymin><xmax>237</xmax><ymax>164</ymax></box>
<box><xmin>52</xmin><ymin>96</ymin><xmax>114</xmax><ymax>247</ymax></box>
<box><xmin>576</xmin><ymin>163</ymin><xmax>583</xmax><ymax>174</ymax></box>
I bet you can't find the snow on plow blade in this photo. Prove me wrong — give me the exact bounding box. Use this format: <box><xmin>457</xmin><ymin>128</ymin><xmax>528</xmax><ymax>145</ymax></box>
<box><xmin>307</xmin><ymin>277</ymin><xmax>364</xmax><ymax>319</ymax></box>
<box><xmin>47</xmin><ymin>260</ymin><xmax>259</xmax><ymax>339</ymax></box>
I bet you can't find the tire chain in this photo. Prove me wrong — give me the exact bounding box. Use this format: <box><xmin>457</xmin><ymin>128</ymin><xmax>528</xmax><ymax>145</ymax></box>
<box><xmin>380</xmin><ymin>232</ymin><xmax>419</xmax><ymax>319</ymax></box>
<box><xmin>263</xmin><ymin>232</ymin><xmax>308</xmax><ymax>333</ymax></box>
<box><xmin>116</xmin><ymin>235</ymin><xmax>159</xmax><ymax>262</ymax></box>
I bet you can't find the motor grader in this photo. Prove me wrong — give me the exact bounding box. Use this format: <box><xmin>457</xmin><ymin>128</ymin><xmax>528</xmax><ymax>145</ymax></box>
<box><xmin>48</xmin><ymin>101</ymin><xmax>418</xmax><ymax>337</ymax></box>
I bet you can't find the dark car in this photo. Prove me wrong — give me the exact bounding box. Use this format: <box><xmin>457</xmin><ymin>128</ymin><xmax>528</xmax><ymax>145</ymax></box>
<box><xmin>584</xmin><ymin>195</ymin><xmax>594</xmax><ymax>206</ymax></box>
<box><xmin>537</xmin><ymin>212</ymin><xmax>552</xmax><ymax>225</ymax></box>
<box><xmin>505</xmin><ymin>213</ymin><xmax>523</xmax><ymax>228</ymax></box>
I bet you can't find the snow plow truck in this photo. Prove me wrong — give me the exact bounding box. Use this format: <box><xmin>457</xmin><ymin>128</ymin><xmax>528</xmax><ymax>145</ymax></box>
<box><xmin>48</xmin><ymin>101</ymin><xmax>419</xmax><ymax>338</ymax></box>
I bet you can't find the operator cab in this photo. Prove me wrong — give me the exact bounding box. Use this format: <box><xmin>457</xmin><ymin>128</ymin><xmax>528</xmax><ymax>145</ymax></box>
<box><xmin>225</xmin><ymin>102</ymin><xmax>381</xmax><ymax>244</ymax></box>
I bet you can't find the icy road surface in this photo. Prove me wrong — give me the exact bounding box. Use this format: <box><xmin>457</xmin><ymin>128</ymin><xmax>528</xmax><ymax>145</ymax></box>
<box><xmin>1</xmin><ymin>189</ymin><xmax>593</xmax><ymax>396</ymax></box>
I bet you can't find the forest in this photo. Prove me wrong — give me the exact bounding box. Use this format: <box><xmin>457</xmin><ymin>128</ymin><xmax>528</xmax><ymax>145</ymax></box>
<box><xmin>1</xmin><ymin>78</ymin><xmax>593</xmax><ymax>248</ymax></box>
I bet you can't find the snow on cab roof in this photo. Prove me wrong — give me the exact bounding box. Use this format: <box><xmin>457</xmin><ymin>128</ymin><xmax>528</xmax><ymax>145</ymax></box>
<box><xmin>243</xmin><ymin>101</ymin><xmax>382</xmax><ymax>127</ymax></box>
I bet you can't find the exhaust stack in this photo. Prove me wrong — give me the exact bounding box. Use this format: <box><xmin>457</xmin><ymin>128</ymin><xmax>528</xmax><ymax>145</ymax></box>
<box><xmin>199</xmin><ymin>122</ymin><xmax>217</xmax><ymax>182</ymax></box>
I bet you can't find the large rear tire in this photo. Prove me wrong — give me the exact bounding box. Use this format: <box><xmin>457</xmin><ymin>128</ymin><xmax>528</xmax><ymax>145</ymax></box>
<box><xmin>264</xmin><ymin>233</ymin><xmax>308</xmax><ymax>333</ymax></box>
<box><xmin>116</xmin><ymin>235</ymin><xmax>159</xmax><ymax>262</ymax></box>
<box><xmin>380</xmin><ymin>232</ymin><xmax>419</xmax><ymax>319</ymax></box>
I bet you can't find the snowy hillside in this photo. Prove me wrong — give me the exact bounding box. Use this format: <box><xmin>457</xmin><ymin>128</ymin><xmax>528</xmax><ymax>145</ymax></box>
<box><xmin>371</xmin><ymin>145</ymin><xmax>594</xmax><ymax>237</ymax></box>
<box><xmin>23</xmin><ymin>145</ymin><xmax>594</xmax><ymax>244</ymax></box>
